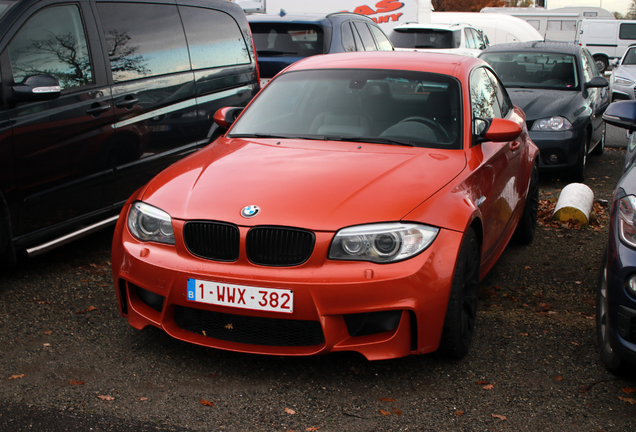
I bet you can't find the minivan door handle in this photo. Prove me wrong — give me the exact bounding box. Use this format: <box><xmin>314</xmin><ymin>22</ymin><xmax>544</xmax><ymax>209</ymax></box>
<box><xmin>86</xmin><ymin>102</ymin><xmax>112</xmax><ymax>116</ymax></box>
<box><xmin>115</xmin><ymin>96</ymin><xmax>139</xmax><ymax>109</ymax></box>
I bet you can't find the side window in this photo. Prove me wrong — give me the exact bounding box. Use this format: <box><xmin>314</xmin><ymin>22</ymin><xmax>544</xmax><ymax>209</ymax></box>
<box><xmin>463</xmin><ymin>29</ymin><xmax>475</xmax><ymax>49</ymax></box>
<box><xmin>341</xmin><ymin>22</ymin><xmax>356</xmax><ymax>52</ymax></box>
<box><xmin>470</xmin><ymin>67</ymin><xmax>501</xmax><ymax>121</ymax></box>
<box><xmin>96</xmin><ymin>2</ymin><xmax>190</xmax><ymax>83</ymax></box>
<box><xmin>8</xmin><ymin>5</ymin><xmax>93</xmax><ymax>91</ymax></box>
<box><xmin>485</xmin><ymin>68</ymin><xmax>512</xmax><ymax>118</ymax></box>
<box><xmin>353</xmin><ymin>22</ymin><xmax>377</xmax><ymax>51</ymax></box>
<box><xmin>179</xmin><ymin>6</ymin><xmax>251</xmax><ymax>69</ymax></box>
<box><xmin>619</xmin><ymin>23</ymin><xmax>636</xmax><ymax>40</ymax></box>
<box><xmin>369</xmin><ymin>25</ymin><xmax>393</xmax><ymax>51</ymax></box>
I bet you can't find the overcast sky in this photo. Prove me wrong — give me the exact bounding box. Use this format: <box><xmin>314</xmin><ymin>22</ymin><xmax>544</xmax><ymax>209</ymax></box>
<box><xmin>545</xmin><ymin>0</ymin><xmax>629</xmax><ymax>15</ymax></box>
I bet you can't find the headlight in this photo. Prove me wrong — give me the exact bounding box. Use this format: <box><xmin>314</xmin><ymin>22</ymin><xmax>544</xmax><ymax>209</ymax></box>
<box><xmin>614</xmin><ymin>76</ymin><xmax>635</xmax><ymax>86</ymax></box>
<box><xmin>329</xmin><ymin>223</ymin><xmax>439</xmax><ymax>263</ymax></box>
<box><xmin>531</xmin><ymin>116</ymin><xmax>572</xmax><ymax>131</ymax></box>
<box><xmin>127</xmin><ymin>201</ymin><xmax>175</xmax><ymax>244</ymax></box>
<box><xmin>618</xmin><ymin>195</ymin><xmax>636</xmax><ymax>249</ymax></box>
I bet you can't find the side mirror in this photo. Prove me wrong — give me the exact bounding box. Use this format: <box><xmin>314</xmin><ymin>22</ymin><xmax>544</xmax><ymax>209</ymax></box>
<box><xmin>475</xmin><ymin>118</ymin><xmax>522</xmax><ymax>143</ymax></box>
<box><xmin>603</xmin><ymin>100</ymin><xmax>636</xmax><ymax>131</ymax></box>
<box><xmin>11</xmin><ymin>74</ymin><xmax>61</xmax><ymax>102</ymax></box>
<box><xmin>213</xmin><ymin>106</ymin><xmax>244</xmax><ymax>129</ymax></box>
<box><xmin>584</xmin><ymin>75</ymin><xmax>609</xmax><ymax>90</ymax></box>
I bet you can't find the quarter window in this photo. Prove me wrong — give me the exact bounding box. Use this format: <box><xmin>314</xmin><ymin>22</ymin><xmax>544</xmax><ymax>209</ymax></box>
<box><xmin>353</xmin><ymin>22</ymin><xmax>377</xmax><ymax>51</ymax></box>
<box><xmin>369</xmin><ymin>25</ymin><xmax>393</xmax><ymax>51</ymax></box>
<box><xmin>97</xmin><ymin>2</ymin><xmax>190</xmax><ymax>83</ymax></box>
<box><xmin>180</xmin><ymin>7</ymin><xmax>251</xmax><ymax>69</ymax></box>
<box><xmin>8</xmin><ymin>5</ymin><xmax>93</xmax><ymax>90</ymax></box>
<box><xmin>341</xmin><ymin>22</ymin><xmax>356</xmax><ymax>52</ymax></box>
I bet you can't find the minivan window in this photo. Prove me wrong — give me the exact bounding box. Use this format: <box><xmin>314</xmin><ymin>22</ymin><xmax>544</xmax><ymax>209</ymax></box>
<box><xmin>619</xmin><ymin>23</ymin><xmax>636</xmax><ymax>40</ymax></box>
<box><xmin>97</xmin><ymin>2</ymin><xmax>190</xmax><ymax>82</ymax></box>
<box><xmin>180</xmin><ymin>6</ymin><xmax>251</xmax><ymax>69</ymax></box>
<box><xmin>8</xmin><ymin>5</ymin><xmax>93</xmax><ymax>90</ymax></box>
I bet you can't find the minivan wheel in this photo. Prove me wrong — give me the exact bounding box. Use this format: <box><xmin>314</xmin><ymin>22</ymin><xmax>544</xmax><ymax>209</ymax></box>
<box><xmin>594</xmin><ymin>55</ymin><xmax>608</xmax><ymax>73</ymax></box>
<box><xmin>439</xmin><ymin>228</ymin><xmax>480</xmax><ymax>360</ymax></box>
<box><xmin>596</xmin><ymin>252</ymin><xmax>627</xmax><ymax>375</ymax></box>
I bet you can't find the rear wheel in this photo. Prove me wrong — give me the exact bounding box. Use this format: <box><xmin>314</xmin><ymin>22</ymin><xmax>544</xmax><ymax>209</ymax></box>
<box><xmin>439</xmin><ymin>228</ymin><xmax>480</xmax><ymax>359</ymax></box>
<box><xmin>594</xmin><ymin>55</ymin><xmax>609</xmax><ymax>74</ymax></box>
<box><xmin>597</xmin><ymin>251</ymin><xmax>628</xmax><ymax>375</ymax></box>
<box><xmin>513</xmin><ymin>163</ymin><xmax>539</xmax><ymax>245</ymax></box>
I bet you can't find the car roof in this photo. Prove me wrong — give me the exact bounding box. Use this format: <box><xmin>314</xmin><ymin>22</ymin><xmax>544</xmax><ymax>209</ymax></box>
<box><xmin>481</xmin><ymin>41</ymin><xmax>581</xmax><ymax>55</ymax></box>
<box><xmin>246</xmin><ymin>12</ymin><xmax>374</xmax><ymax>25</ymax></box>
<box><xmin>283</xmin><ymin>51</ymin><xmax>481</xmax><ymax>76</ymax></box>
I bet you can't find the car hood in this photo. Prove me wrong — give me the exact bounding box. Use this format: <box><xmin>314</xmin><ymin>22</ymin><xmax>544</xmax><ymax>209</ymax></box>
<box><xmin>613</xmin><ymin>65</ymin><xmax>636</xmax><ymax>81</ymax></box>
<box><xmin>506</xmin><ymin>88</ymin><xmax>578</xmax><ymax>121</ymax></box>
<box><xmin>141</xmin><ymin>138</ymin><xmax>467</xmax><ymax>231</ymax></box>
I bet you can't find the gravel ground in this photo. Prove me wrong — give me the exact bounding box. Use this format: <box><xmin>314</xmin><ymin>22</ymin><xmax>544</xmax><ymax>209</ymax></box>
<box><xmin>1</xmin><ymin>135</ymin><xmax>636</xmax><ymax>431</ymax></box>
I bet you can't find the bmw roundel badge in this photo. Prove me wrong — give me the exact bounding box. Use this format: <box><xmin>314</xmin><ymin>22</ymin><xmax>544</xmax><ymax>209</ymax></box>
<box><xmin>241</xmin><ymin>205</ymin><xmax>260</xmax><ymax>218</ymax></box>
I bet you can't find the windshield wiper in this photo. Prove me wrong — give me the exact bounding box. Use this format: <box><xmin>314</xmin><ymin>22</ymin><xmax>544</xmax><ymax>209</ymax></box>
<box><xmin>326</xmin><ymin>136</ymin><xmax>416</xmax><ymax>147</ymax></box>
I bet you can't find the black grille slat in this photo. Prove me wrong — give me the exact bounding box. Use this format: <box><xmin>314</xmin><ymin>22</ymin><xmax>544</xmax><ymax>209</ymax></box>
<box><xmin>247</xmin><ymin>227</ymin><xmax>315</xmax><ymax>266</ymax></box>
<box><xmin>184</xmin><ymin>221</ymin><xmax>240</xmax><ymax>261</ymax></box>
<box><xmin>174</xmin><ymin>306</ymin><xmax>324</xmax><ymax>347</ymax></box>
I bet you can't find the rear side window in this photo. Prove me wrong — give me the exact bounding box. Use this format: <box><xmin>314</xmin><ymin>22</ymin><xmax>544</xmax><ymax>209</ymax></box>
<box><xmin>8</xmin><ymin>5</ymin><xmax>93</xmax><ymax>90</ymax></box>
<box><xmin>353</xmin><ymin>22</ymin><xmax>377</xmax><ymax>51</ymax></box>
<box><xmin>341</xmin><ymin>22</ymin><xmax>356</xmax><ymax>52</ymax></box>
<box><xmin>369</xmin><ymin>25</ymin><xmax>392</xmax><ymax>51</ymax></box>
<box><xmin>179</xmin><ymin>6</ymin><xmax>251</xmax><ymax>69</ymax></box>
<box><xmin>620</xmin><ymin>23</ymin><xmax>636</xmax><ymax>40</ymax></box>
<box><xmin>97</xmin><ymin>2</ymin><xmax>190</xmax><ymax>82</ymax></box>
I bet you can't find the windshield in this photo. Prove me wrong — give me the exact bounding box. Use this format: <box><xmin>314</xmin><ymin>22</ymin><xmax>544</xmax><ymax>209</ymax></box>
<box><xmin>389</xmin><ymin>29</ymin><xmax>459</xmax><ymax>49</ymax></box>
<box><xmin>480</xmin><ymin>52</ymin><xmax>579</xmax><ymax>90</ymax></box>
<box><xmin>229</xmin><ymin>69</ymin><xmax>461</xmax><ymax>149</ymax></box>
<box><xmin>250</xmin><ymin>23</ymin><xmax>324</xmax><ymax>57</ymax></box>
<box><xmin>623</xmin><ymin>47</ymin><xmax>636</xmax><ymax>65</ymax></box>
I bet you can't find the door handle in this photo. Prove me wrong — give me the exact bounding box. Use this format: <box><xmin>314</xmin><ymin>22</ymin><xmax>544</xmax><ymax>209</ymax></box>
<box><xmin>86</xmin><ymin>103</ymin><xmax>111</xmax><ymax>116</ymax></box>
<box><xmin>115</xmin><ymin>97</ymin><xmax>139</xmax><ymax>109</ymax></box>
<box><xmin>510</xmin><ymin>141</ymin><xmax>521</xmax><ymax>151</ymax></box>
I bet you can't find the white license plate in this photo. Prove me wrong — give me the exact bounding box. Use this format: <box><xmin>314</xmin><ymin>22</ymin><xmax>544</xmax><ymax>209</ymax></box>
<box><xmin>187</xmin><ymin>278</ymin><xmax>293</xmax><ymax>314</ymax></box>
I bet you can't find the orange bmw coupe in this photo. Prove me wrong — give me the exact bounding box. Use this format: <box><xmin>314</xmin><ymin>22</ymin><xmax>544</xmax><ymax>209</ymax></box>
<box><xmin>112</xmin><ymin>51</ymin><xmax>539</xmax><ymax>361</ymax></box>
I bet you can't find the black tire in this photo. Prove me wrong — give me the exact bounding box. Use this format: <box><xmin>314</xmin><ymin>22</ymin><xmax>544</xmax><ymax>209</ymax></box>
<box><xmin>596</xmin><ymin>250</ymin><xmax>628</xmax><ymax>375</ymax></box>
<box><xmin>594</xmin><ymin>55</ymin><xmax>609</xmax><ymax>74</ymax></box>
<box><xmin>513</xmin><ymin>163</ymin><xmax>539</xmax><ymax>245</ymax></box>
<box><xmin>439</xmin><ymin>228</ymin><xmax>480</xmax><ymax>359</ymax></box>
<box><xmin>570</xmin><ymin>133</ymin><xmax>588</xmax><ymax>183</ymax></box>
<box><xmin>591</xmin><ymin>122</ymin><xmax>605</xmax><ymax>156</ymax></box>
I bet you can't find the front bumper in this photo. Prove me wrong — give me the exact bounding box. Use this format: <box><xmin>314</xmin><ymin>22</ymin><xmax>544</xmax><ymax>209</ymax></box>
<box><xmin>528</xmin><ymin>128</ymin><xmax>586</xmax><ymax>172</ymax></box>
<box><xmin>112</xmin><ymin>214</ymin><xmax>464</xmax><ymax>361</ymax></box>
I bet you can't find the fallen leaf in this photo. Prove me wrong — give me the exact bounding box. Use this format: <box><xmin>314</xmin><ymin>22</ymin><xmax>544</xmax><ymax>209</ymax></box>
<box><xmin>554</xmin><ymin>376</ymin><xmax>564</xmax><ymax>382</ymax></box>
<box><xmin>491</xmin><ymin>414</ymin><xmax>507</xmax><ymax>420</ymax></box>
<box><xmin>43</xmin><ymin>343</ymin><xmax>51</xmax><ymax>347</ymax></box>
<box><xmin>306</xmin><ymin>428</ymin><xmax>321</xmax><ymax>431</ymax></box>
<box><xmin>86</xmin><ymin>306</ymin><xmax>98</xmax><ymax>312</ymax></box>
<box><xmin>618</xmin><ymin>396</ymin><xmax>636</xmax><ymax>405</ymax></box>
<box><xmin>97</xmin><ymin>395</ymin><xmax>114</xmax><ymax>401</ymax></box>
<box><xmin>285</xmin><ymin>408</ymin><xmax>296</xmax><ymax>415</ymax></box>
<box><xmin>518</xmin><ymin>333</ymin><xmax>529</xmax><ymax>336</ymax></box>
<box><xmin>476</xmin><ymin>380</ymin><xmax>489</xmax><ymax>385</ymax></box>
<box><xmin>524</xmin><ymin>266</ymin><xmax>531</xmax><ymax>270</ymax></box>
<box><xmin>139</xmin><ymin>397</ymin><xmax>148</xmax><ymax>401</ymax></box>
<box><xmin>392</xmin><ymin>408</ymin><xmax>402</xmax><ymax>415</ymax></box>
<box><xmin>44</xmin><ymin>331</ymin><xmax>52</xmax><ymax>335</ymax></box>
<box><xmin>456</xmin><ymin>410</ymin><xmax>464</xmax><ymax>416</ymax></box>
<box><xmin>380</xmin><ymin>410</ymin><xmax>391</xmax><ymax>416</ymax></box>
<box><xmin>483</xmin><ymin>384</ymin><xmax>495</xmax><ymax>390</ymax></box>
<box><xmin>8</xmin><ymin>374</ymin><xmax>25</xmax><ymax>380</ymax></box>
<box><xmin>571</xmin><ymin>342</ymin><xmax>580</xmax><ymax>346</ymax></box>
<box><xmin>379</xmin><ymin>397</ymin><xmax>396</xmax><ymax>402</ymax></box>
<box><xmin>623</xmin><ymin>388</ymin><xmax>636</xmax><ymax>394</ymax></box>
<box><xmin>200</xmin><ymin>399</ymin><xmax>214</xmax><ymax>407</ymax></box>
<box><xmin>69</xmin><ymin>380</ymin><xmax>85</xmax><ymax>385</ymax></box>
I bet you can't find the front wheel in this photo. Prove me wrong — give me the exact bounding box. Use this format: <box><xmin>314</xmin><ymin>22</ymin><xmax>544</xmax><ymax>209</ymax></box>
<box><xmin>513</xmin><ymin>163</ymin><xmax>539</xmax><ymax>245</ymax></box>
<box><xmin>439</xmin><ymin>228</ymin><xmax>480</xmax><ymax>359</ymax></box>
<box><xmin>570</xmin><ymin>134</ymin><xmax>589</xmax><ymax>183</ymax></box>
<box><xmin>596</xmin><ymin>251</ymin><xmax>628</xmax><ymax>375</ymax></box>
<box><xmin>594</xmin><ymin>55</ymin><xmax>609</xmax><ymax>74</ymax></box>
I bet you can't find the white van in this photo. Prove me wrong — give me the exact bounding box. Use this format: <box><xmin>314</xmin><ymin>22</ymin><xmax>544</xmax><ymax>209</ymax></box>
<box><xmin>578</xmin><ymin>19</ymin><xmax>636</xmax><ymax>73</ymax></box>
<box><xmin>430</xmin><ymin>12</ymin><xmax>542</xmax><ymax>45</ymax></box>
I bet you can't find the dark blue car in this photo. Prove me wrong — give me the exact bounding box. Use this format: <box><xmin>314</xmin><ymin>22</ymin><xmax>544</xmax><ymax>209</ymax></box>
<box><xmin>248</xmin><ymin>12</ymin><xmax>393</xmax><ymax>86</ymax></box>
<box><xmin>598</xmin><ymin>100</ymin><xmax>636</xmax><ymax>374</ymax></box>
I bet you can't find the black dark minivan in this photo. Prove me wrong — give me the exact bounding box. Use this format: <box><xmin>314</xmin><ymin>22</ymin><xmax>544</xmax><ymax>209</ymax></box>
<box><xmin>0</xmin><ymin>0</ymin><xmax>259</xmax><ymax>265</ymax></box>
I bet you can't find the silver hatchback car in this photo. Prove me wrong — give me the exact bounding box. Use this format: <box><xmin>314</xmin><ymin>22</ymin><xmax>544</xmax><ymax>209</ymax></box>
<box><xmin>610</xmin><ymin>44</ymin><xmax>636</xmax><ymax>102</ymax></box>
